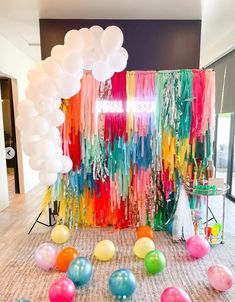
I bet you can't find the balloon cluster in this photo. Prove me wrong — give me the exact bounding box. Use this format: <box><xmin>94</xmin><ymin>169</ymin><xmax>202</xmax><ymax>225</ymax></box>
<box><xmin>26</xmin><ymin>227</ymin><xmax>233</xmax><ymax>302</ymax></box>
<box><xmin>34</xmin><ymin>242</ymin><xmax>92</xmax><ymax>301</ymax></box>
<box><xmin>134</xmin><ymin>226</ymin><xmax>166</xmax><ymax>275</ymax></box>
<box><xmin>16</xmin><ymin>25</ymin><xmax>128</xmax><ymax>186</ymax></box>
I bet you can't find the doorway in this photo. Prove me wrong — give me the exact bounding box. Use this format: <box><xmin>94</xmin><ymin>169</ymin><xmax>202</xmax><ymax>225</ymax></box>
<box><xmin>0</xmin><ymin>78</ymin><xmax>20</xmax><ymax>200</ymax></box>
<box><xmin>214</xmin><ymin>112</ymin><xmax>235</xmax><ymax>201</ymax></box>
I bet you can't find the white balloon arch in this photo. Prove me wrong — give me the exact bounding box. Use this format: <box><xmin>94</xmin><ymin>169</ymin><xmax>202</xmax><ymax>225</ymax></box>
<box><xmin>16</xmin><ymin>25</ymin><xmax>128</xmax><ymax>186</ymax></box>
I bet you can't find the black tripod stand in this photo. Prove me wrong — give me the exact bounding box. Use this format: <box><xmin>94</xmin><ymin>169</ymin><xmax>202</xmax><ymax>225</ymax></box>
<box><xmin>28</xmin><ymin>201</ymin><xmax>59</xmax><ymax>234</ymax></box>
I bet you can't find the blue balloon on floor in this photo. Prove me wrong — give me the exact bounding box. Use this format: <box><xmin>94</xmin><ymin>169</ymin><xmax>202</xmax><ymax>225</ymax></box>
<box><xmin>109</xmin><ymin>269</ymin><xmax>137</xmax><ymax>300</ymax></box>
<box><xmin>67</xmin><ymin>256</ymin><xmax>92</xmax><ymax>288</ymax></box>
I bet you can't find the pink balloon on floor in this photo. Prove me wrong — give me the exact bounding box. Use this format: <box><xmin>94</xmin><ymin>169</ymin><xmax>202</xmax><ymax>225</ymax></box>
<box><xmin>160</xmin><ymin>287</ymin><xmax>192</xmax><ymax>302</ymax></box>
<box><xmin>186</xmin><ymin>235</ymin><xmax>210</xmax><ymax>258</ymax></box>
<box><xmin>49</xmin><ymin>276</ymin><xmax>76</xmax><ymax>302</ymax></box>
<box><xmin>208</xmin><ymin>264</ymin><xmax>234</xmax><ymax>292</ymax></box>
<box><xmin>35</xmin><ymin>243</ymin><xmax>57</xmax><ymax>271</ymax></box>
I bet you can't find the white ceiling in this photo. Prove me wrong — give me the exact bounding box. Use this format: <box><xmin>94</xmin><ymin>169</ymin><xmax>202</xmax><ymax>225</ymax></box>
<box><xmin>200</xmin><ymin>0</ymin><xmax>235</xmax><ymax>66</ymax></box>
<box><xmin>0</xmin><ymin>0</ymin><xmax>202</xmax><ymax>62</ymax></box>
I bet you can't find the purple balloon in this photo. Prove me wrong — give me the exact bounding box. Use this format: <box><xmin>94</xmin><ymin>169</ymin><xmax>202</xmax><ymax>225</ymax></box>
<box><xmin>49</xmin><ymin>276</ymin><xmax>76</xmax><ymax>302</ymax></box>
<box><xmin>208</xmin><ymin>264</ymin><xmax>234</xmax><ymax>291</ymax></box>
<box><xmin>186</xmin><ymin>235</ymin><xmax>210</xmax><ymax>258</ymax></box>
<box><xmin>35</xmin><ymin>243</ymin><xmax>57</xmax><ymax>271</ymax></box>
<box><xmin>160</xmin><ymin>287</ymin><xmax>192</xmax><ymax>302</ymax></box>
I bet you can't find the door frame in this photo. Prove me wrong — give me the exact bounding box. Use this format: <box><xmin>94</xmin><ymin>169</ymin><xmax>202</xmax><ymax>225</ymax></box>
<box><xmin>214</xmin><ymin>112</ymin><xmax>235</xmax><ymax>202</ymax></box>
<box><xmin>11</xmin><ymin>78</ymin><xmax>24</xmax><ymax>193</ymax></box>
<box><xmin>227</xmin><ymin>113</ymin><xmax>235</xmax><ymax>201</ymax></box>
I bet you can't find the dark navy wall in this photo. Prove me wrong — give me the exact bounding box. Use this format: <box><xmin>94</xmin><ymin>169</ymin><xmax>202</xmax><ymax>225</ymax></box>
<box><xmin>39</xmin><ymin>19</ymin><xmax>201</xmax><ymax>70</ymax></box>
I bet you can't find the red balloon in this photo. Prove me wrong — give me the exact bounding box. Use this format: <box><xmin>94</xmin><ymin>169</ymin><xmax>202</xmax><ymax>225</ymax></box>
<box><xmin>49</xmin><ymin>276</ymin><xmax>75</xmax><ymax>302</ymax></box>
<box><xmin>136</xmin><ymin>226</ymin><xmax>154</xmax><ymax>241</ymax></box>
<box><xmin>160</xmin><ymin>287</ymin><xmax>192</xmax><ymax>302</ymax></box>
<box><xmin>204</xmin><ymin>226</ymin><xmax>212</xmax><ymax>237</ymax></box>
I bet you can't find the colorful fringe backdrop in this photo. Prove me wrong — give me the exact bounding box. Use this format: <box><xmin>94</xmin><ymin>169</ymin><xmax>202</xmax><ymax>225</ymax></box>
<box><xmin>43</xmin><ymin>69</ymin><xmax>215</xmax><ymax>230</ymax></box>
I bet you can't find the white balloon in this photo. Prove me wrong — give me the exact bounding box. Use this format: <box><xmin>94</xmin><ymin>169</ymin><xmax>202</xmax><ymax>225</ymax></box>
<box><xmin>39</xmin><ymin>171</ymin><xmax>58</xmax><ymax>186</ymax></box>
<box><xmin>33</xmin><ymin>94</ymin><xmax>61</xmax><ymax>107</ymax></box>
<box><xmin>90</xmin><ymin>26</ymin><xmax>103</xmax><ymax>49</ymax></box>
<box><xmin>60</xmin><ymin>155</ymin><xmax>73</xmax><ymax>173</ymax></box>
<box><xmin>34</xmin><ymin>96</ymin><xmax>61</xmax><ymax>115</ymax></box>
<box><xmin>51</xmin><ymin>45</ymin><xmax>69</xmax><ymax>60</ymax></box>
<box><xmin>44</xmin><ymin>157</ymin><xmax>63</xmax><ymax>173</ymax></box>
<box><xmin>55</xmin><ymin>145</ymin><xmax>63</xmax><ymax>157</ymax></box>
<box><xmin>16</xmin><ymin>116</ymin><xmax>34</xmax><ymax>132</ymax></box>
<box><xmin>120</xmin><ymin>47</ymin><xmax>128</xmax><ymax>60</ymax></box>
<box><xmin>48</xmin><ymin>109</ymin><xmax>65</xmax><ymax>127</ymax></box>
<box><xmin>23</xmin><ymin>142</ymin><xmax>37</xmax><ymax>156</ymax></box>
<box><xmin>25</xmin><ymin>85</ymin><xmax>37</xmax><ymax>100</ymax></box>
<box><xmin>101</xmin><ymin>26</ymin><xmax>124</xmax><ymax>55</ymax></box>
<box><xmin>27</xmin><ymin>65</ymin><xmax>46</xmax><ymax>85</ymax></box>
<box><xmin>109</xmin><ymin>49</ymin><xmax>127</xmax><ymax>72</ymax></box>
<box><xmin>21</xmin><ymin>133</ymin><xmax>40</xmax><ymax>145</ymax></box>
<box><xmin>35</xmin><ymin>101</ymin><xmax>55</xmax><ymax>114</ymax></box>
<box><xmin>82</xmin><ymin>48</ymin><xmax>96</xmax><ymax>70</ymax></box>
<box><xmin>43</xmin><ymin>127</ymin><xmax>61</xmax><ymax>144</ymax></box>
<box><xmin>78</xmin><ymin>28</ymin><xmax>95</xmax><ymax>50</ymax></box>
<box><xmin>33</xmin><ymin>116</ymin><xmax>50</xmax><ymax>136</ymax></box>
<box><xmin>90</xmin><ymin>25</ymin><xmax>104</xmax><ymax>42</ymax></box>
<box><xmin>92</xmin><ymin>61</ymin><xmax>114</xmax><ymax>82</ymax></box>
<box><xmin>35</xmin><ymin>76</ymin><xmax>57</xmax><ymax>97</ymax></box>
<box><xmin>18</xmin><ymin>99</ymin><xmax>38</xmax><ymax>117</ymax></box>
<box><xmin>64</xmin><ymin>30</ymin><xmax>85</xmax><ymax>52</ymax></box>
<box><xmin>43</xmin><ymin>57</ymin><xmax>63</xmax><ymax>77</ymax></box>
<box><xmin>93</xmin><ymin>47</ymin><xmax>107</xmax><ymax>63</ymax></box>
<box><xmin>35</xmin><ymin>140</ymin><xmax>56</xmax><ymax>159</ymax></box>
<box><xmin>55</xmin><ymin>72</ymin><xmax>81</xmax><ymax>99</ymax></box>
<box><xmin>53</xmin><ymin>97</ymin><xmax>62</xmax><ymax>108</ymax></box>
<box><xmin>62</xmin><ymin>51</ymin><xmax>84</xmax><ymax>75</ymax></box>
<box><xmin>29</xmin><ymin>156</ymin><xmax>45</xmax><ymax>171</ymax></box>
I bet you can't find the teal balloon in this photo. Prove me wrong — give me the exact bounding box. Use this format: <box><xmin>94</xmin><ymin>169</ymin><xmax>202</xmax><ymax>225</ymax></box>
<box><xmin>16</xmin><ymin>300</ymin><xmax>31</xmax><ymax>302</ymax></box>
<box><xmin>67</xmin><ymin>256</ymin><xmax>92</xmax><ymax>287</ymax></box>
<box><xmin>166</xmin><ymin>218</ymin><xmax>174</xmax><ymax>235</ymax></box>
<box><xmin>109</xmin><ymin>269</ymin><xmax>137</xmax><ymax>300</ymax></box>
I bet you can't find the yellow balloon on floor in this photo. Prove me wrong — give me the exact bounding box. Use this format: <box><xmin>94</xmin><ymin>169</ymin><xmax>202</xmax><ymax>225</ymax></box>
<box><xmin>51</xmin><ymin>225</ymin><xmax>70</xmax><ymax>244</ymax></box>
<box><xmin>94</xmin><ymin>240</ymin><xmax>115</xmax><ymax>261</ymax></box>
<box><xmin>134</xmin><ymin>237</ymin><xmax>155</xmax><ymax>259</ymax></box>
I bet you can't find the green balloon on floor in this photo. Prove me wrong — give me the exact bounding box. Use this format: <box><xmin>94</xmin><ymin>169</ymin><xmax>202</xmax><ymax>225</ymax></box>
<box><xmin>144</xmin><ymin>250</ymin><xmax>166</xmax><ymax>274</ymax></box>
<box><xmin>16</xmin><ymin>300</ymin><xmax>31</xmax><ymax>302</ymax></box>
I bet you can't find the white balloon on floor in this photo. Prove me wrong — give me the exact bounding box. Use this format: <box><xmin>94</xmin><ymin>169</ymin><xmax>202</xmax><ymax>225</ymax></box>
<box><xmin>16</xmin><ymin>25</ymin><xmax>128</xmax><ymax>185</ymax></box>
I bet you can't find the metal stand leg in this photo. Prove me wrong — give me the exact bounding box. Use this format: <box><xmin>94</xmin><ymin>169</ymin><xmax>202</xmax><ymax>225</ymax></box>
<box><xmin>208</xmin><ymin>207</ymin><xmax>218</xmax><ymax>223</ymax></box>
<box><xmin>205</xmin><ymin>195</ymin><xmax>209</xmax><ymax>241</ymax></box>
<box><xmin>28</xmin><ymin>202</ymin><xmax>58</xmax><ymax>234</ymax></box>
<box><xmin>221</xmin><ymin>194</ymin><xmax>226</xmax><ymax>244</ymax></box>
<box><xmin>28</xmin><ymin>212</ymin><xmax>43</xmax><ymax>235</ymax></box>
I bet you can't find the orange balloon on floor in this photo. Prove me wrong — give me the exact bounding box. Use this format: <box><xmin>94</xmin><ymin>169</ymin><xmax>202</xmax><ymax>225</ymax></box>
<box><xmin>137</xmin><ymin>226</ymin><xmax>154</xmax><ymax>241</ymax></box>
<box><xmin>56</xmin><ymin>247</ymin><xmax>79</xmax><ymax>272</ymax></box>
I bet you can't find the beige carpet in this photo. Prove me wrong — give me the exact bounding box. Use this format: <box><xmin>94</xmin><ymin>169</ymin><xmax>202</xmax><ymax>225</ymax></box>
<box><xmin>0</xmin><ymin>228</ymin><xmax>235</xmax><ymax>302</ymax></box>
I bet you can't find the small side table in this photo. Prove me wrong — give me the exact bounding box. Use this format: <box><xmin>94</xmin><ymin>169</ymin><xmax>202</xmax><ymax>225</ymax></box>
<box><xmin>184</xmin><ymin>183</ymin><xmax>230</xmax><ymax>244</ymax></box>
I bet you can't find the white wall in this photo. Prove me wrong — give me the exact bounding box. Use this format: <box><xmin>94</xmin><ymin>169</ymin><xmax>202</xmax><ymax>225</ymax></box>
<box><xmin>200</xmin><ymin>0</ymin><xmax>235</xmax><ymax>67</ymax></box>
<box><xmin>0</xmin><ymin>34</ymin><xmax>39</xmax><ymax>202</ymax></box>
